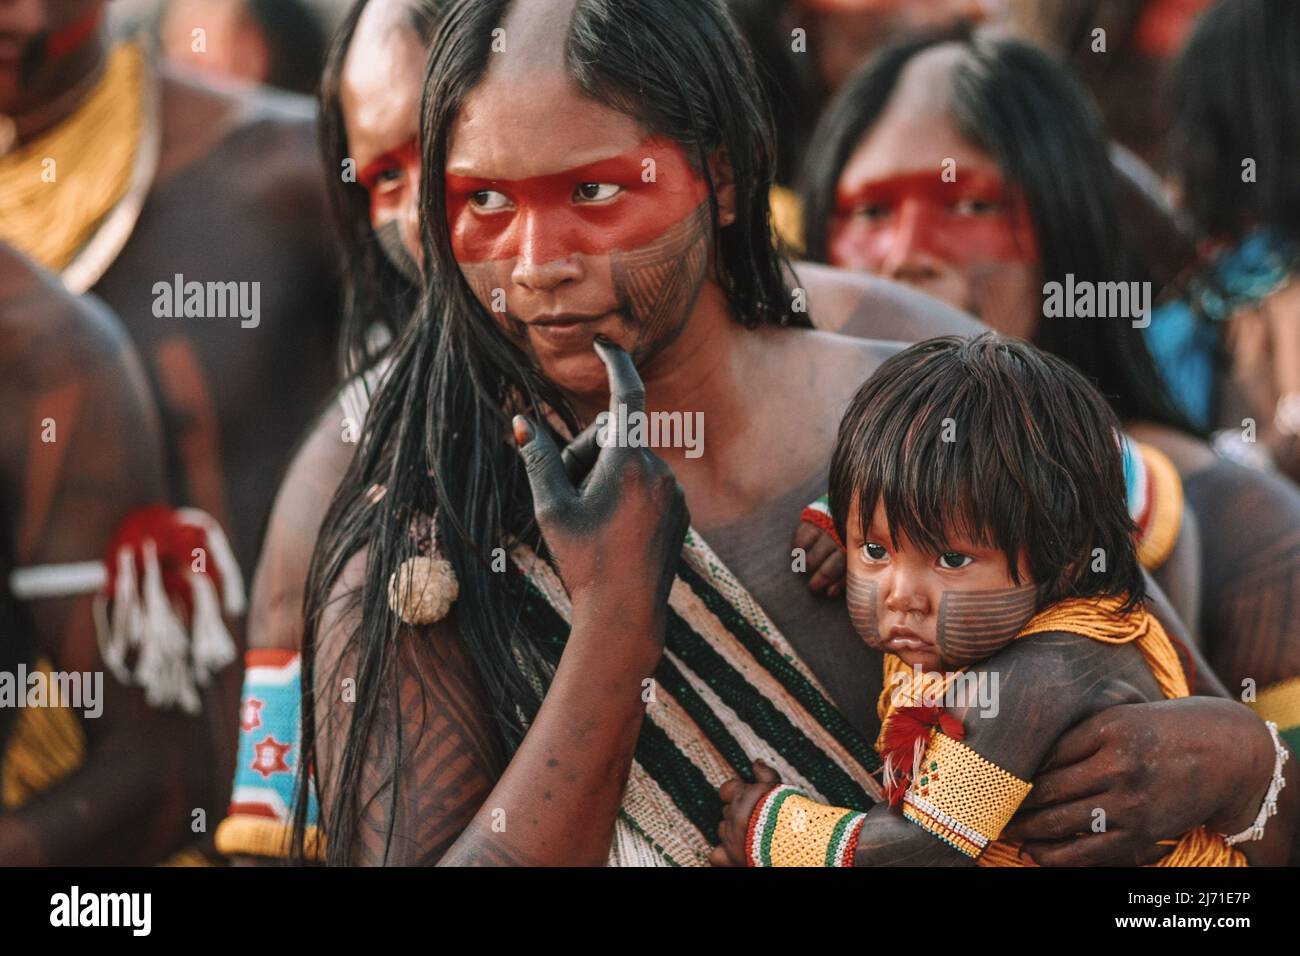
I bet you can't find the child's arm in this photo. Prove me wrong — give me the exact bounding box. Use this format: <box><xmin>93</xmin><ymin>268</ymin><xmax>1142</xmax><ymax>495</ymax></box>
<box><xmin>794</xmin><ymin>496</ymin><xmax>847</xmax><ymax>596</ymax></box>
<box><xmin>714</xmin><ymin>633</ymin><xmax>1148</xmax><ymax>866</ymax></box>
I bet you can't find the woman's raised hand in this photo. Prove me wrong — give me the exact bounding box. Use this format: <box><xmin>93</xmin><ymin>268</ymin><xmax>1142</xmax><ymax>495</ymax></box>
<box><xmin>513</xmin><ymin>338</ymin><xmax>690</xmax><ymax>634</ymax></box>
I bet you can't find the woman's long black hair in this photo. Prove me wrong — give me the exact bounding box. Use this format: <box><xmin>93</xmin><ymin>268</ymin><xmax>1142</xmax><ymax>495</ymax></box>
<box><xmin>318</xmin><ymin>0</ymin><xmax>451</xmax><ymax>376</ymax></box>
<box><xmin>296</xmin><ymin>0</ymin><xmax>795</xmax><ymax>864</ymax></box>
<box><xmin>800</xmin><ymin>29</ymin><xmax>1192</xmax><ymax>433</ymax></box>
<box><xmin>1169</xmin><ymin>0</ymin><xmax>1300</xmax><ymax>245</ymax></box>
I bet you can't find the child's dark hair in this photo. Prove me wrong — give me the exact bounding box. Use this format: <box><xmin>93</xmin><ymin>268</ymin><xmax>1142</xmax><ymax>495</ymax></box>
<box><xmin>828</xmin><ymin>333</ymin><xmax>1144</xmax><ymax>609</ymax></box>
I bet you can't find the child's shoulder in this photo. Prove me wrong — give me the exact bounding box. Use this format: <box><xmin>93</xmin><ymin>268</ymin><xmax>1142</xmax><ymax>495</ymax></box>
<box><xmin>973</xmin><ymin>625</ymin><xmax>1164</xmax><ymax>724</ymax></box>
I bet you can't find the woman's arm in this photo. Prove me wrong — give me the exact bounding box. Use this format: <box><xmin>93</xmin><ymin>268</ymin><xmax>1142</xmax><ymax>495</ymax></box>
<box><xmin>314</xmin><ymin>341</ymin><xmax>689</xmax><ymax>865</ymax></box>
<box><xmin>1005</xmin><ymin>696</ymin><xmax>1297</xmax><ymax>866</ymax></box>
<box><xmin>716</xmin><ymin>632</ymin><xmax>1140</xmax><ymax>866</ymax></box>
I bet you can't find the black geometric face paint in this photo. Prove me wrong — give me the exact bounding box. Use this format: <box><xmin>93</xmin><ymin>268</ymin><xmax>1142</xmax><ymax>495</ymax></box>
<box><xmin>846</xmin><ymin>572</ymin><xmax>881</xmax><ymax>645</ymax></box>
<box><xmin>375</xmin><ymin>219</ymin><xmax>422</xmax><ymax>284</ymax></box>
<box><xmin>610</xmin><ymin>200</ymin><xmax>711</xmax><ymax>365</ymax></box>
<box><xmin>936</xmin><ymin>582</ymin><xmax>1039</xmax><ymax>667</ymax></box>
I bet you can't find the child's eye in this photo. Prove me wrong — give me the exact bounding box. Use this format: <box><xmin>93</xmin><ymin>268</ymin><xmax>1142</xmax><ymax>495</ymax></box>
<box><xmin>861</xmin><ymin>542</ymin><xmax>888</xmax><ymax>562</ymax></box>
<box><xmin>469</xmin><ymin>189</ymin><xmax>510</xmax><ymax>211</ymax></box>
<box><xmin>575</xmin><ymin>183</ymin><xmax>621</xmax><ymax>202</ymax></box>
<box><xmin>937</xmin><ymin>552</ymin><xmax>973</xmax><ymax>570</ymax></box>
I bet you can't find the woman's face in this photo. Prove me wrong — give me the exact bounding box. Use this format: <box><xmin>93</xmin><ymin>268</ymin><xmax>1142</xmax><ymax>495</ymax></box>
<box><xmin>444</xmin><ymin>53</ymin><xmax>719</xmax><ymax>398</ymax></box>
<box><xmin>827</xmin><ymin>46</ymin><xmax>1041</xmax><ymax>338</ymax></box>
<box><xmin>340</xmin><ymin>1</ymin><xmax>427</xmax><ymax>274</ymax></box>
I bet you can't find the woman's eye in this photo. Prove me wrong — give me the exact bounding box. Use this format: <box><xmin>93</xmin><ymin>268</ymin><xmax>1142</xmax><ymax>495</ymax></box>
<box><xmin>362</xmin><ymin>168</ymin><xmax>405</xmax><ymax>196</ymax></box>
<box><xmin>852</xmin><ymin>203</ymin><xmax>890</xmax><ymax>222</ymax></box>
<box><xmin>862</xmin><ymin>542</ymin><xmax>888</xmax><ymax>561</ymax></box>
<box><xmin>575</xmin><ymin>183</ymin><xmax>621</xmax><ymax>202</ymax></box>
<box><xmin>938</xmin><ymin>552</ymin><xmax>973</xmax><ymax>570</ymax></box>
<box><xmin>469</xmin><ymin>189</ymin><xmax>510</xmax><ymax>211</ymax></box>
<box><xmin>952</xmin><ymin>197</ymin><xmax>999</xmax><ymax>216</ymax></box>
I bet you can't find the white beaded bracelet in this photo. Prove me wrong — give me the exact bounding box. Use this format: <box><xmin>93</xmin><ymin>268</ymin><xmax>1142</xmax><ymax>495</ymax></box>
<box><xmin>1223</xmin><ymin>721</ymin><xmax>1290</xmax><ymax>846</ymax></box>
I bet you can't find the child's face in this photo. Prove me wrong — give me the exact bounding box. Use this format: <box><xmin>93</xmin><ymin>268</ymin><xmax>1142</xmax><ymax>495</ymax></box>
<box><xmin>843</xmin><ymin>498</ymin><xmax>1038</xmax><ymax>671</ymax></box>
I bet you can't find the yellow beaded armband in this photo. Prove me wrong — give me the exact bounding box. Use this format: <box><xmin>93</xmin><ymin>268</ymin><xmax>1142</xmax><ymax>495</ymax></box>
<box><xmin>901</xmin><ymin>732</ymin><xmax>1032</xmax><ymax>858</ymax></box>
<box><xmin>214</xmin><ymin>816</ymin><xmax>324</xmax><ymax>862</ymax></box>
<box><xmin>746</xmin><ymin>786</ymin><xmax>867</xmax><ymax>867</ymax></box>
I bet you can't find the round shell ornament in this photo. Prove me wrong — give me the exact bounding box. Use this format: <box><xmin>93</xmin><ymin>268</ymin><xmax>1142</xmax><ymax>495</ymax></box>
<box><xmin>387</xmin><ymin>554</ymin><xmax>459</xmax><ymax>625</ymax></box>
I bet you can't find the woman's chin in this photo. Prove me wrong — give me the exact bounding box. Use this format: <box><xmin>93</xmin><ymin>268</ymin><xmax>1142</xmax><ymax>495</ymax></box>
<box><xmin>535</xmin><ymin>348</ymin><xmax>614</xmax><ymax>401</ymax></box>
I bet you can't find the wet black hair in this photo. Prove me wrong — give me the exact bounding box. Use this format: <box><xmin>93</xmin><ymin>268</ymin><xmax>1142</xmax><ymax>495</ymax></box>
<box><xmin>1169</xmin><ymin>0</ymin><xmax>1300</xmax><ymax>244</ymax></box>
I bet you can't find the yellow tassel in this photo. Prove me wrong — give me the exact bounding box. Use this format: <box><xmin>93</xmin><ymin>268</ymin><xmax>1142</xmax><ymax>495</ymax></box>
<box><xmin>1</xmin><ymin>660</ymin><xmax>86</xmax><ymax>810</ymax></box>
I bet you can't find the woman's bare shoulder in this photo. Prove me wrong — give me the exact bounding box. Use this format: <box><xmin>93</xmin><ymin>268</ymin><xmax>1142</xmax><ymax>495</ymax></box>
<box><xmin>789</xmin><ymin>260</ymin><xmax>984</xmax><ymax>341</ymax></box>
<box><xmin>246</xmin><ymin>390</ymin><xmax>363</xmax><ymax>651</ymax></box>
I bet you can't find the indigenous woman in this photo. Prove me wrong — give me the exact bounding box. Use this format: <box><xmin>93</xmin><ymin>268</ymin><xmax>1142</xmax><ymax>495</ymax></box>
<box><xmin>799</xmin><ymin>29</ymin><xmax>1300</xmax><ymax>858</ymax></box>
<box><xmin>215</xmin><ymin>0</ymin><xmax>448</xmax><ymax>862</ymax></box>
<box><xmin>291</xmin><ymin>0</ymin><xmax>1288</xmax><ymax>867</ymax></box>
<box><xmin>218</xmin><ymin>0</ymin><xmax>981</xmax><ymax>864</ymax></box>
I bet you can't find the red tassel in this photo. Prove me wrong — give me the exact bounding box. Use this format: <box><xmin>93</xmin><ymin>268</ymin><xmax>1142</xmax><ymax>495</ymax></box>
<box><xmin>880</xmin><ymin>706</ymin><xmax>964</xmax><ymax>806</ymax></box>
<box><xmin>103</xmin><ymin>505</ymin><xmax>224</xmax><ymax>624</ymax></box>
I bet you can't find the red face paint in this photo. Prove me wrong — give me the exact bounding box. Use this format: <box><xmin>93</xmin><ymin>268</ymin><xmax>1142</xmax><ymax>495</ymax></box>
<box><xmin>46</xmin><ymin>4</ymin><xmax>104</xmax><ymax>60</ymax></box>
<box><xmin>446</xmin><ymin>137</ymin><xmax>709</xmax><ymax>266</ymax></box>
<box><xmin>828</xmin><ymin>169</ymin><xmax>1038</xmax><ymax>273</ymax></box>
<box><xmin>1133</xmin><ymin>0</ymin><xmax>1211</xmax><ymax>60</ymax></box>
<box><xmin>358</xmin><ymin>138</ymin><xmax>420</xmax><ymax>195</ymax></box>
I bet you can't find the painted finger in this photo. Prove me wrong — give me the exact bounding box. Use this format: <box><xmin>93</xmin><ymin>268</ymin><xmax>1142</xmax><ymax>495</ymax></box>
<box><xmin>513</xmin><ymin>415</ymin><xmax>577</xmax><ymax>513</ymax></box>
<box><xmin>562</xmin><ymin>420</ymin><xmax>603</xmax><ymax>485</ymax></box>
<box><xmin>594</xmin><ymin>337</ymin><xmax>646</xmax><ymax>417</ymax></box>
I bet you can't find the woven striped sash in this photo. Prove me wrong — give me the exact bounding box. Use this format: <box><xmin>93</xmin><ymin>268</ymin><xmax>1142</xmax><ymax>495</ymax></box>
<box><xmin>511</xmin><ymin>529</ymin><xmax>882</xmax><ymax>866</ymax></box>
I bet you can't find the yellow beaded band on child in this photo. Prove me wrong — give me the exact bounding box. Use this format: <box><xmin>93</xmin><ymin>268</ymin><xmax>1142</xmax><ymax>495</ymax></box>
<box><xmin>745</xmin><ymin>785</ymin><xmax>867</xmax><ymax>867</ymax></box>
<box><xmin>901</xmin><ymin>732</ymin><xmax>1033</xmax><ymax>859</ymax></box>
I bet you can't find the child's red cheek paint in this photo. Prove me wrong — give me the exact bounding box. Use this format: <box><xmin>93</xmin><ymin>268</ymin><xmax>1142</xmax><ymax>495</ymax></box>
<box><xmin>446</xmin><ymin>137</ymin><xmax>709</xmax><ymax>265</ymax></box>
<box><xmin>828</xmin><ymin>169</ymin><xmax>1039</xmax><ymax>272</ymax></box>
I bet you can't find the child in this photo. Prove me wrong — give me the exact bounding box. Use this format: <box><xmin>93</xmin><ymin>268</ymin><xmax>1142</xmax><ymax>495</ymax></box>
<box><xmin>712</xmin><ymin>334</ymin><xmax>1278</xmax><ymax>867</ymax></box>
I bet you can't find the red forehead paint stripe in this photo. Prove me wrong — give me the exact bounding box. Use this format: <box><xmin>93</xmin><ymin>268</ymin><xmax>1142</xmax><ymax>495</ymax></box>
<box><xmin>46</xmin><ymin>4</ymin><xmax>104</xmax><ymax>59</ymax></box>
<box><xmin>446</xmin><ymin>137</ymin><xmax>709</xmax><ymax>265</ymax></box>
<box><xmin>829</xmin><ymin>169</ymin><xmax>1038</xmax><ymax>271</ymax></box>
<box><xmin>358</xmin><ymin>138</ymin><xmax>420</xmax><ymax>192</ymax></box>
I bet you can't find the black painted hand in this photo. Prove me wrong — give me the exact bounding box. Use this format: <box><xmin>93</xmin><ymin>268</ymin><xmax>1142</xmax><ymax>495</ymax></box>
<box><xmin>1002</xmin><ymin>698</ymin><xmax>1274</xmax><ymax>865</ymax></box>
<box><xmin>513</xmin><ymin>339</ymin><xmax>689</xmax><ymax>629</ymax></box>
